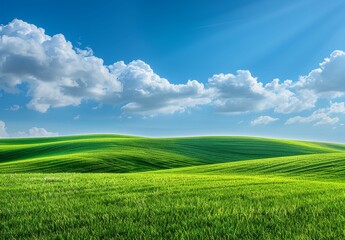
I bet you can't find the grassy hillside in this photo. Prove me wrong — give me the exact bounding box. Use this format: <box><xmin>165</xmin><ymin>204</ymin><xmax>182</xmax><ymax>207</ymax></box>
<box><xmin>165</xmin><ymin>152</ymin><xmax>345</xmax><ymax>181</ymax></box>
<box><xmin>1</xmin><ymin>135</ymin><xmax>344</xmax><ymax>173</ymax></box>
<box><xmin>1</xmin><ymin>135</ymin><xmax>345</xmax><ymax>239</ymax></box>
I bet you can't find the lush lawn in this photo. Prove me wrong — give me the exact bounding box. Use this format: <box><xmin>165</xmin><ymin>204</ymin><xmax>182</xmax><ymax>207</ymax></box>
<box><xmin>1</xmin><ymin>135</ymin><xmax>345</xmax><ymax>239</ymax></box>
<box><xmin>1</xmin><ymin>173</ymin><xmax>345</xmax><ymax>239</ymax></box>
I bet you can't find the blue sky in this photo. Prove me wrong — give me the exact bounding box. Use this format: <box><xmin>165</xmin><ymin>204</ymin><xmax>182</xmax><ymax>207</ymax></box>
<box><xmin>1</xmin><ymin>0</ymin><xmax>345</xmax><ymax>142</ymax></box>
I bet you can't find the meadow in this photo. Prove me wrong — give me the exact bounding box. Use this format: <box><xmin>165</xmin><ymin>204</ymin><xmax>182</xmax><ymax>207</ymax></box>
<box><xmin>1</xmin><ymin>135</ymin><xmax>345</xmax><ymax>239</ymax></box>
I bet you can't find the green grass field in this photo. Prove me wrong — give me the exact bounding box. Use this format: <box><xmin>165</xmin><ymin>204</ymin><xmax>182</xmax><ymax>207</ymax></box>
<box><xmin>1</xmin><ymin>135</ymin><xmax>345</xmax><ymax>239</ymax></box>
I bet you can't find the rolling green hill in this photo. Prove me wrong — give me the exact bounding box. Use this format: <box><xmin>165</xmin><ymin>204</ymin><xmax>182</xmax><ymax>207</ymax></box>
<box><xmin>1</xmin><ymin>134</ymin><xmax>344</xmax><ymax>173</ymax></box>
<box><xmin>1</xmin><ymin>135</ymin><xmax>345</xmax><ymax>239</ymax></box>
<box><xmin>163</xmin><ymin>152</ymin><xmax>345</xmax><ymax>181</ymax></box>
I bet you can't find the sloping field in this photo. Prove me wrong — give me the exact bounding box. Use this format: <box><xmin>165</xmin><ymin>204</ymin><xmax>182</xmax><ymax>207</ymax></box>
<box><xmin>0</xmin><ymin>135</ymin><xmax>344</xmax><ymax>173</ymax></box>
<box><xmin>1</xmin><ymin>135</ymin><xmax>345</xmax><ymax>239</ymax></box>
<box><xmin>165</xmin><ymin>152</ymin><xmax>345</xmax><ymax>181</ymax></box>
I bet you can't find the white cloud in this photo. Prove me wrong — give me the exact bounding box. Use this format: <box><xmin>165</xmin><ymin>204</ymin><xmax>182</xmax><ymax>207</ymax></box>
<box><xmin>27</xmin><ymin>127</ymin><xmax>58</xmax><ymax>137</ymax></box>
<box><xmin>208</xmin><ymin>71</ymin><xmax>268</xmax><ymax>113</ymax></box>
<box><xmin>8</xmin><ymin>104</ymin><xmax>20</xmax><ymax>111</ymax></box>
<box><xmin>73</xmin><ymin>115</ymin><xmax>80</xmax><ymax>120</ymax></box>
<box><xmin>2</xmin><ymin>19</ymin><xmax>345</xmax><ymax>119</ymax></box>
<box><xmin>286</xmin><ymin>112</ymin><xmax>339</xmax><ymax>126</ymax></box>
<box><xmin>0</xmin><ymin>19</ymin><xmax>210</xmax><ymax>116</ymax></box>
<box><xmin>0</xmin><ymin>120</ymin><xmax>8</xmax><ymax>137</ymax></box>
<box><xmin>0</xmin><ymin>19</ymin><xmax>122</xmax><ymax>113</ymax></box>
<box><xmin>113</xmin><ymin>60</ymin><xmax>211</xmax><ymax>116</ymax></box>
<box><xmin>0</xmin><ymin>120</ymin><xmax>57</xmax><ymax>138</ymax></box>
<box><xmin>251</xmin><ymin>115</ymin><xmax>278</xmax><ymax>126</ymax></box>
<box><xmin>298</xmin><ymin>50</ymin><xmax>345</xmax><ymax>98</ymax></box>
<box><xmin>207</xmin><ymin>50</ymin><xmax>345</xmax><ymax>115</ymax></box>
<box><xmin>286</xmin><ymin>102</ymin><xmax>345</xmax><ymax>126</ymax></box>
<box><xmin>328</xmin><ymin>101</ymin><xmax>345</xmax><ymax>114</ymax></box>
<box><xmin>208</xmin><ymin>71</ymin><xmax>315</xmax><ymax>114</ymax></box>
<box><xmin>92</xmin><ymin>103</ymin><xmax>103</xmax><ymax>110</ymax></box>
<box><xmin>264</xmin><ymin>80</ymin><xmax>317</xmax><ymax>114</ymax></box>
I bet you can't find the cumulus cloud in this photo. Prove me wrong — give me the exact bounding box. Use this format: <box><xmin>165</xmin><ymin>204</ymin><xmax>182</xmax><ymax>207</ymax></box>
<box><xmin>298</xmin><ymin>50</ymin><xmax>345</xmax><ymax>98</ymax></box>
<box><xmin>208</xmin><ymin>71</ymin><xmax>268</xmax><ymax>113</ymax></box>
<box><xmin>0</xmin><ymin>120</ymin><xmax>8</xmax><ymax>137</ymax></box>
<box><xmin>208</xmin><ymin>71</ymin><xmax>316</xmax><ymax>114</ymax></box>
<box><xmin>328</xmin><ymin>101</ymin><xmax>345</xmax><ymax>114</ymax></box>
<box><xmin>206</xmin><ymin>50</ymin><xmax>345</xmax><ymax>115</ymax></box>
<box><xmin>26</xmin><ymin>127</ymin><xmax>58</xmax><ymax>137</ymax></box>
<box><xmin>0</xmin><ymin>19</ymin><xmax>122</xmax><ymax>112</ymax></box>
<box><xmin>0</xmin><ymin>120</ymin><xmax>57</xmax><ymax>138</ymax></box>
<box><xmin>251</xmin><ymin>115</ymin><xmax>278</xmax><ymax>126</ymax></box>
<box><xmin>1</xmin><ymin>19</ymin><xmax>345</xmax><ymax>119</ymax></box>
<box><xmin>286</xmin><ymin>102</ymin><xmax>345</xmax><ymax>126</ymax></box>
<box><xmin>0</xmin><ymin>19</ymin><xmax>210</xmax><ymax>116</ymax></box>
<box><xmin>112</xmin><ymin>60</ymin><xmax>211</xmax><ymax>116</ymax></box>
